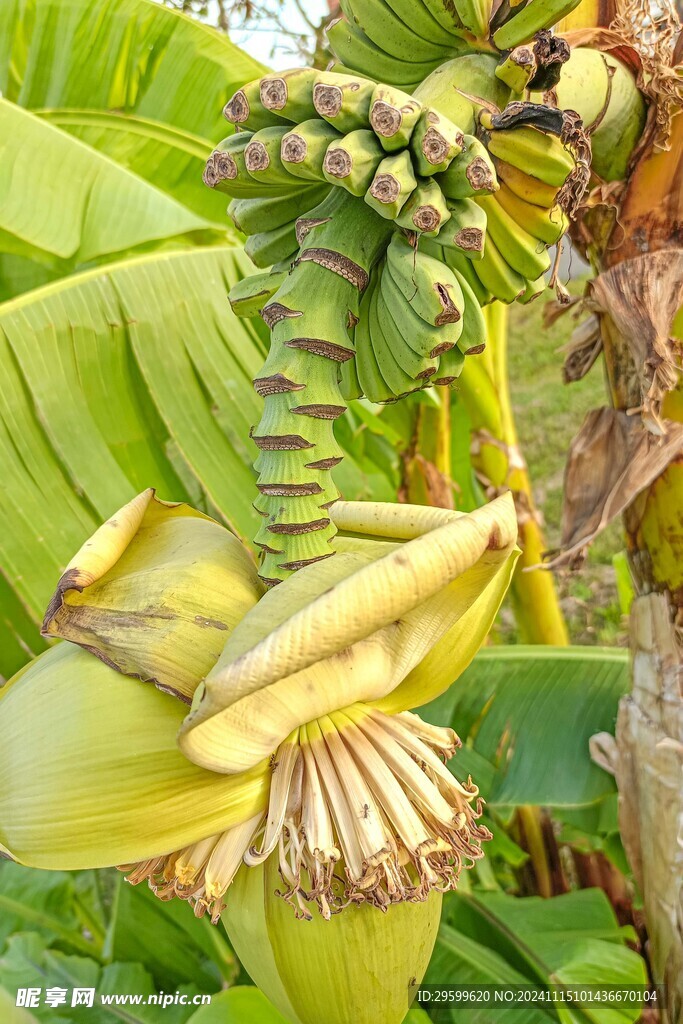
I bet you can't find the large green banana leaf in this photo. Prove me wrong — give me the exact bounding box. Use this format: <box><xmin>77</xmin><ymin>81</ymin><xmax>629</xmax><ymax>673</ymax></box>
<box><xmin>0</xmin><ymin>101</ymin><xmax>219</xmax><ymax>276</ymax></box>
<box><xmin>420</xmin><ymin>646</ymin><xmax>629</xmax><ymax>808</ymax></box>
<box><xmin>427</xmin><ymin>888</ymin><xmax>647</xmax><ymax>1023</ymax></box>
<box><xmin>0</xmin><ymin>0</ymin><xmax>266</xmax><ymax>237</ymax></box>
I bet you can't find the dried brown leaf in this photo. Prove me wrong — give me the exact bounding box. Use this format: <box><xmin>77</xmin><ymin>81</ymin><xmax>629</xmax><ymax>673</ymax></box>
<box><xmin>548</xmin><ymin>407</ymin><xmax>683</xmax><ymax>566</ymax></box>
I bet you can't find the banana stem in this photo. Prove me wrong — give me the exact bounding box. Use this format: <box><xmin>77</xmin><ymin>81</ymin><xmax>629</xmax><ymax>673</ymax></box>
<box><xmin>253</xmin><ymin>191</ymin><xmax>392</xmax><ymax>584</ymax></box>
<box><xmin>467</xmin><ymin>303</ymin><xmax>569</xmax><ymax>644</ymax></box>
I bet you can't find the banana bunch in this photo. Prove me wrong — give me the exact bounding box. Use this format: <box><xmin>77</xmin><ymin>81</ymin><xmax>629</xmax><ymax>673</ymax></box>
<box><xmin>325</xmin><ymin>0</ymin><xmax>584</xmax><ymax>81</ymax></box>
<box><xmin>212</xmin><ymin>71</ymin><xmax>492</xmax><ymax>248</ymax></box>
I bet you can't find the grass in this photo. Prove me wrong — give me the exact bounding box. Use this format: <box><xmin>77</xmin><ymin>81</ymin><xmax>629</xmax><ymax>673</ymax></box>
<box><xmin>505</xmin><ymin>282</ymin><xmax>628</xmax><ymax>646</ymax></box>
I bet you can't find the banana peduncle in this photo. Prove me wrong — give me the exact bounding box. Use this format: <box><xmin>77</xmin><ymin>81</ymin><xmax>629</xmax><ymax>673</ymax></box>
<box><xmin>252</xmin><ymin>191</ymin><xmax>392</xmax><ymax>585</ymax></box>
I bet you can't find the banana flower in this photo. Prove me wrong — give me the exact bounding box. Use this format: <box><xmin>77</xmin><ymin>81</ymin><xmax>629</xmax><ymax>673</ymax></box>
<box><xmin>0</xmin><ymin>488</ymin><xmax>517</xmax><ymax>1024</ymax></box>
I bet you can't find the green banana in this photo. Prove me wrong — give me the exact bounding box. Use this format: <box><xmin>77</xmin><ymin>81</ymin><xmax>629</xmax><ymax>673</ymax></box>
<box><xmin>395</xmin><ymin>178</ymin><xmax>451</xmax><ymax>236</ymax></box>
<box><xmin>476</xmin><ymin>193</ymin><xmax>551</xmax><ymax>279</ymax></box>
<box><xmin>452</xmin><ymin>0</ymin><xmax>493</xmax><ymax>39</ymax></box>
<box><xmin>327</xmin><ymin>18</ymin><xmax>441</xmax><ymax>88</ymax></box>
<box><xmin>365</xmin><ymin>150</ymin><xmax>417</xmax><ymax>220</ymax></box>
<box><xmin>517</xmin><ymin>274</ymin><xmax>549</xmax><ymax>305</ymax></box>
<box><xmin>223</xmin><ymin>80</ymin><xmax>291</xmax><ymax>131</ymax></box>
<box><xmin>281</xmin><ymin>121</ymin><xmax>343</xmax><ymax>181</ymax></box>
<box><xmin>369</xmin><ymin>85</ymin><xmax>422</xmax><ymax>151</ymax></box>
<box><xmin>244</xmin><ymin>221</ymin><xmax>299</xmax><ymax>269</ymax></box>
<box><xmin>486</xmin><ymin>125</ymin><xmax>575</xmax><ymax>187</ymax></box>
<box><xmin>323</xmin><ymin>129</ymin><xmax>385</xmax><ymax>197</ymax></box>
<box><xmin>495</xmin><ymin>46</ymin><xmax>538</xmax><ymax>93</ymax></box>
<box><xmin>229</xmin><ymin>270</ymin><xmax>288</xmax><ymax>318</ymax></box>
<box><xmin>383</xmin><ymin>0</ymin><xmax>467</xmax><ymax>46</ymax></box>
<box><xmin>339</xmin><ymin>0</ymin><xmax>453</xmax><ymax>63</ymax></box>
<box><xmin>449</xmin><ymin>267</ymin><xmax>487</xmax><ymax>354</ymax></box>
<box><xmin>435</xmin><ymin>135</ymin><xmax>498</xmax><ymax>199</ymax></box>
<box><xmin>369</xmin><ymin>276</ymin><xmax>425</xmax><ymax>397</ymax></box>
<box><xmin>204</xmin><ymin>135</ymin><xmax>299</xmax><ymax>198</ymax></box>
<box><xmin>313</xmin><ymin>71</ymin><xmax>375</xmax><ymax>133</ymax></box>
<box><xmin>385</xmin><ymin>233</ymin><xmax>463</xmax><ymax>326</ymax></box>
<box><xmin>493</xmin><ymin>0</ymin><xmax>583</xmax><ymax>49</ymax></box>
<box><xmin>473</xmin><ymin>234</ymin><xmax>525</xmax><ymax>303</ymax></box>
<box><xmin>229</xmin><ymin>185</ymin><xmax>329</xmax><ymax>235</ymax></box>
<box><xmin>376</xmin><ymin>277</ymin><xmax>440</xmax><ymax>384</ymax></box>
<box><xmin>258</xmin><ymin>68</ymin><xmax>318</xmax><ymax>123</ymax></box>
<box><xmin>492</xmin><ymin>157</ymin><xmax>560</xmax><ymax>207</ymax></box>
<box><xmin>410</xmin><ymin>109</ymin><xmax>464</xmax><ymax>176</ymax></box>
<box><xmin>380</xmin><ymin>260</ymin><xmax>463</xmax><ymax>356</ymax></box>
<box><xmin>494</xmin><ymin>183</ymin><xmax>569</xmax><ymax>245</ymax></box>
<box><xmin>436</xmin><ymin>196</ymin><xmax>487</xmax><ymax>259</ymax></box>
<box><xmin>414</xmin><ymin>54</ymin><xmax>510</xmax><ymax>135</ymax></box>
<box><xmin>245</xmin><ymin>127</ymin><xmax>300</xmax><ymax>186</ymax></box>
<box><xmin>340</xmin><ymin>346</ymin><xmax>364</xmax><ymax>401</ymax></box>
<box><xmin>433</xmin><ymin>343</ymin><xmax>465</xmax><ymax>385</ymax></box>
<box><xmin>355</xmin><ymin>273</ymin><xmax>396</xmax><ymax>403</ymax></box>
<box><xmin>421</xmin><ymin>0</ymin><xmax>469</xmax><ymax>36</ymax></box>
<box><xmin>440</xmin><ymin>245</ymin><xmax>493</xmax><ymax>305</ymax></box>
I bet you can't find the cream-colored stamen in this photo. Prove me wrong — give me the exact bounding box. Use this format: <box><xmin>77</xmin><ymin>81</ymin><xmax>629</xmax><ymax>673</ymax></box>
<box><xmin>121</xmin><ymin>704</ymin><xmax>490</xmax><ymax>921</ymax></box>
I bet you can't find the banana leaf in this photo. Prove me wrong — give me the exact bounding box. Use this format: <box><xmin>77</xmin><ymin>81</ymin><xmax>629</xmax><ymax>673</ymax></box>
<box><xmin>420</xmin><ymin>646</ymin><xmax>629</xmax><ymax>808</ymax></box>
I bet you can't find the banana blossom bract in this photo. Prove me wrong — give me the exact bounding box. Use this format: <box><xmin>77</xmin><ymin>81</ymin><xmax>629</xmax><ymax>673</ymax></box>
<box><xmin>0</xmin><ymin>489</ymin><xmax>517</xmax><ymax>1020</ymax></box>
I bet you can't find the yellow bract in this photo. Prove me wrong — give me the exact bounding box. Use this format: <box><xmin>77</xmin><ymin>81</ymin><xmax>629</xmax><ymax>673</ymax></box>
<box><xmin>0</xmin><ymin>643</ymin><xmax>269</xmax><ymax>869</ymax></box>
<box><xmin>43</xmin><ymin>488</ymin><xmax>263</xmax><ymax>700</ymax></box>
<box><xmin>178</xmin><ymin>494</ymin><xmax>518</xmax><ymax>774</ymax></box>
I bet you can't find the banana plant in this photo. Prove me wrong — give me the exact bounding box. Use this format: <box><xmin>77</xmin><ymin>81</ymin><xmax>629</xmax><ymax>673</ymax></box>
<box><xmin>0</xmin><ymin>0</ymin><xmax>663</xmax><ymax>1022</ymax></box>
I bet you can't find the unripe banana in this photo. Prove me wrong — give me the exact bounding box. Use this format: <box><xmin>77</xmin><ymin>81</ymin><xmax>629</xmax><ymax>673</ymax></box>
<box><xmin>486</xmin><ymin>124</ymin><xmax>575</xmax><ymax>187</ymax></box>
<box><xmin>385</xmin><ymin>233</ymin><xmax>463</xmax><ymax>326</ymax></box>
<box><xmin>438</xmin><ymin>244</ymin><xmax>493</xmax><ymax>305</ymax></box>
<box><xmin>369</xmin><ymin>85</ymin><xmax>422</xmax><ymax>152</ymax></box>
<box><xmin>224</xmin><ymin>80</ymin><xmax>291</xmax><ymax>132</ymax></box>
<box><xmin>452</xmin><ymin>0</ymin><xmax>493</xmax><ymax>39</ymax></box>
<box><xmin>473</xmin><ymin>234</ymin><xmax>525</xmax><ymax>303</ymax></box>
<box><xmin>421</xmin><ymin>0</ymin><xmax>469</xmax><ymax>35</ymax></box>
<box><xmin>383</xmin><ymin>0</ymin><xmax>468</xmax><ymax>46</ymax></box>
<box><xmin>244</xmin><ymin>220</ymin><xmax>299</xmax><ymax>269</ymax></box>
<box><xmin>204</xmin><ymin>134</ymin><xmax>294</xmax><ymax>199</ymax></box>
<box><xmin>493</xmin><ymin>0</ymin><xmax>583</xmax><ymax>49</ymax></box>
<box><xmin>313</xmin><ymin>71</ymin><xmax>375</xmax><ymax>133</ymax></box>
<box><xmin>327</xmin><ymin>18</ymin><xmax>441</xmax><ymax>89</ymax></box>
<box><xmin>449</xmin><ymin>266</ymin><xmax>488</xmax><ymax>355</ymax></box>
<box><xmin>355</xmin><ymin>274</ymin><xmax>398</xmax><ymax>403</ymax></box>
<box><xmin>281</xmin><ymin>120</ymin><xmax>343</xmax><ymax>181</ymax></box>
<box><xmin>229</xmin><ymin>185</ymin><xmax>329</xmax><ymax>235</ymax></box>
<box><xmin>414</xmin><ymin>54</ymin><xmax>510</xmax><ymax>135</ymax></box>
<box><xmin>435</xmin><ymin>135</ymin><xmax>498</xmax><ymax>199</ymax></box>
<box><xmin>369</xmin><ymin>280</ymin><xmax>426</xmax><ymax>397</ymax></box>
<box><xmin>494</xmin><ymin>183</ymin><xmax>569</xmax><ymax>245</ymax></box>
<box><xmin>245</xmin><ymin>127</ymin><xmax>301</xmax><ymax>186</ymax></box>
<box><xmin>365</xmin><ymin>150</ymin><xmax>417</xmax><ymax>220</ymax></box>
<box><xmin>436</xmin><ymin>197</ymin><xmax>487</xmax><ymax>259</ymax></box>
<box><xmin>517</xmin><ymin>274</ymin><xmax>549</xmax><ymax>305</ymax></box>
<box><xmin>410</xmin><ymin>109</ymin><xmax>465</xmax><ymax>176</ymax></box>
<box><xmin>323</xmin><ymin>129</ymin><xmax>385</xmax><ymax>197</ymax></box>
<box><xmin>495</xmin><ymin>46</ymin><xmax>538</xmax><ymax>93</ymax></box>
<box><xmin>376</xmin><ymin>279</ymin><xmax>440</xmax><ymax>384</ymax></box>
<box><xmin>229</xmin><ymin>270</ymin><xmax>288</xmax><ymax>318</ymax></box>
<box><xmin>381</xmin><ymin>259</ymin><xmax>463</xmax><ymax>356</ymax></box>
<box><xmin>339</xmin><ymin>0</ymin><xmax>454</xmax><ymax>63</ymax></box>
<box><xmin>395</xmin><ymin>178</ymin><xmax>451</xmax><ymax>236</ymax></box>
<box><xmin>492</xmin><ymin>157</ymin><xmax>560</xmax><ymax>207</ymax></box>
<box><xmin>258</xmin><ymin>68</ymin><xmax>318</xmax><ymax>123</ymax></box>
<box><xmin>433</xmin><ymin>342</ymin><xmax>465</xmax><ymax>384</ymax></box>
<box><xmin>476</xmin><ymin>193</ymin><xmax>551</xmax><ymax>279</ymax></box>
